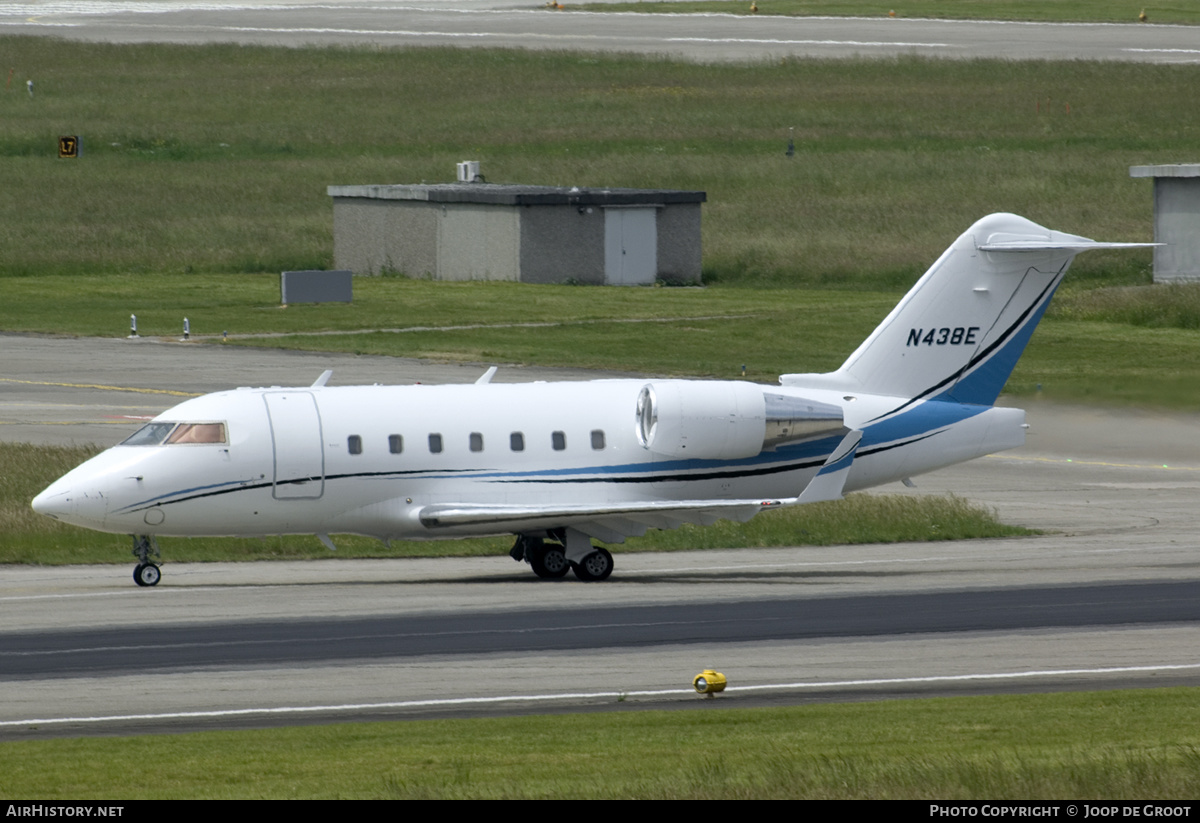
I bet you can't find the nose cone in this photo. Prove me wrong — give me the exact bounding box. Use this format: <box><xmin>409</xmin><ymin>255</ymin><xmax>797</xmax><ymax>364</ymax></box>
<box><xmin>31</xmin><ymin>483</ymin><xmax>70</xmax><ymax>520</ymax></box>
<box><xmin>31</xmin><ymin>476</ymin><xmax>109</xmax><ymax>529</ymax></box>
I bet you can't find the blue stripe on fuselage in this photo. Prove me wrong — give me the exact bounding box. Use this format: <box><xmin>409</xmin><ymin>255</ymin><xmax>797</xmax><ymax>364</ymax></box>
<box><xmin>858</xmin><ymin>399</ymin><xmax>989</xmax><ymax>452</ymax></box>
<box><xmin>466</xmin><ymin>432</ymin><xmax>847</xmax><ymax>480</ymax></box>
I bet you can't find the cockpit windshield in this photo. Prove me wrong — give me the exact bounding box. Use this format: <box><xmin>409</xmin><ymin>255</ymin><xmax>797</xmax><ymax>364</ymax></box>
<box><xmin>121</xmin><ymin>421</ymin><xmax>227</xmax><ymax>446</ymax></box>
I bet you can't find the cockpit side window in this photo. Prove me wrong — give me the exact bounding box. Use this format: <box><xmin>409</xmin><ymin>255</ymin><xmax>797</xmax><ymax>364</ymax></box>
<box><xmin>165</xmin><ymin>422</ymin><xmax>227</xmax><ymax>445</ymax></box>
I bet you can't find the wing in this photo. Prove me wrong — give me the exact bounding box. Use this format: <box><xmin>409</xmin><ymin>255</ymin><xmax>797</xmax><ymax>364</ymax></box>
<box><xmin>418</xmin><ymin>430</ymin><xmax>863</xmax><ymax>544</ymax></box>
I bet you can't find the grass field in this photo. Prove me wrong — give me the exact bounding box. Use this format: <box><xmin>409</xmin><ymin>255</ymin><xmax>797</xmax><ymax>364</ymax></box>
<box><xmin>5</xmin><ymin>688</ymin><xmax>1200</xmax><ymax>798</ymax></box>
<box><xmin>575</xmin><ymin>0</ymin><xmax>1200</xmax><ymax>24</ymax></box>
<box><xmin>0</xmin><ymin>38</ymin><xmax>1184</xmax><ymax>286</ymax></box>
<box><xmin>10</xmin><ymin>270</ymin><xmax>1200</xmax><ymax>408</ymax></box>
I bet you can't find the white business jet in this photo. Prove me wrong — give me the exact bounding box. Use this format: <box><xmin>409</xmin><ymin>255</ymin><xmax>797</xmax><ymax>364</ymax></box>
<box><xmin>32</xmin><ymin>214</ymin><xmax>1148</xmax><ymax>586</ymax></box>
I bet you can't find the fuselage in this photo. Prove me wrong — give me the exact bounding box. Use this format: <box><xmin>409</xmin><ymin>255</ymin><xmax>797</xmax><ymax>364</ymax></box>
<box><xmin>31</xmin><ymin>377</ymin><xmax>1024</xmax><ymax>541</ymax></box>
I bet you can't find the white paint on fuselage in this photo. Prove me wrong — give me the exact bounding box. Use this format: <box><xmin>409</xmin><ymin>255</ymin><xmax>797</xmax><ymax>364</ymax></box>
<box><xmin>33</xmin><ymin>378</ymin><xmax>1023</xmax><ymax>541</ymax></box>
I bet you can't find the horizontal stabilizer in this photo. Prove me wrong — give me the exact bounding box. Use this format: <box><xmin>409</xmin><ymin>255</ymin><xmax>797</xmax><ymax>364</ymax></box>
<box><xmin>978</xmin><ymin>240</ymin><xmax>1157</xmax><ymax>253</ymax></box>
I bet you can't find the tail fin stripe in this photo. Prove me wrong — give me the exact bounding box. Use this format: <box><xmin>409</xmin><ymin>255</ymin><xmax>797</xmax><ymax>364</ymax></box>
<box><xmin>862</xmin><ymin>263</ymin><xmax>1064</xmax><ymax>423</ymax></box>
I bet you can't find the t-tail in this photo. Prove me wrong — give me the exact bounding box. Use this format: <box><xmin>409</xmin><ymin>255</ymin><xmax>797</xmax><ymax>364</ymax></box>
<box><xmin>782</xmin><ymin>213</ymin><xmax>1150</xmax><ymax>405</ymax></box>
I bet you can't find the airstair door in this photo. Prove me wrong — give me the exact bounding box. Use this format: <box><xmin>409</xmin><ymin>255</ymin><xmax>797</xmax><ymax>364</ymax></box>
<box><xmin>263</xmin><ymin>392</ymin><xmax>325</xmax><ymax>499</ymax></box>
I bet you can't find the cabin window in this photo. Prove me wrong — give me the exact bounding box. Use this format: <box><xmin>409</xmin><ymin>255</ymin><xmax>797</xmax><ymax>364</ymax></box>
<box><xmin>552</xmin><ymin>431</ymin><xmax>566</xmax><ymax>451</ymax></box>
<box><xmin>347</xmin><ymin>435</ymin><xmax>362</xmax><ymax>455</ymax></box>
<box><xmin>510</xmin><ymin>432</ymin><xmax>525</xmax><ymax>452</ymax></box>
<box><xmin>389</xmin><ymin>434</ymin><xmax>403</xmax><ymax>454</ymax></box>
<box><xmin>429</xmin><ymin>433</ymin><xmax>443</xmax><ymax>454</ymax></box>
<box><xmin>469</xmin><ymin>432</ymin><xmax>484</xmax><ymax>452</ymax></box>
<box><xmin>591</xmin><ymin>430</ymin><xmax>606</xmax><ymax>451</ymax></box>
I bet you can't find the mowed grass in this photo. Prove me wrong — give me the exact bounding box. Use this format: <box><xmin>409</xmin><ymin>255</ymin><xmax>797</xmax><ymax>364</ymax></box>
<box><xmin>2</xmin><ymin>443</ymin><xmax>1029</xmax><ymax>565</ymax></box>
<box><xmin>0</xmin><ymin>274</ymin><xmax>891</xmax><ymax>381</ymax></box>
<box><xmin>575</xmin><ymin>0</ymin><xmax>1200</xmax><ymax>24</ymax></box>
<box><xmin>5</xmin><ymin>689</ymin><xmax>1200</xmax><ymax>798</ymax></box>
<box><xmin>0</xmin><ymin>39</ymin><xmax>1183</xmax><ymax>286</ymax></box>
<box><xmin>8</xmin><ymin>267</ymin><xmax>1200</xmax><ymax>407</ymax></box>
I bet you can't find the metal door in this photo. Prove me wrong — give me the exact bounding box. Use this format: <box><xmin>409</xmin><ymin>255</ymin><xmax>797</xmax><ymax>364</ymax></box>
<box><xmin>604</xmin><ymin>208</ymin><xmax>657</xmax><ymax>285</ymax></box>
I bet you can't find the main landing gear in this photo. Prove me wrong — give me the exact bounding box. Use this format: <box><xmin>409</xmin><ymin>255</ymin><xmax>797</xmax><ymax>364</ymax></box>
<box><xmin>572</xmin><ymin>545</ymin><xmax>614</xmax><ymax>582</ymax></box>
<box><xmin>131</xmin><ymin>534</ymin><xmax>162</xmax><ymax>587</ymax></box>
<box><xmin>510</xmin><ymin>530</ymin><xmax>614</xmax><ymax>582</ymax></box>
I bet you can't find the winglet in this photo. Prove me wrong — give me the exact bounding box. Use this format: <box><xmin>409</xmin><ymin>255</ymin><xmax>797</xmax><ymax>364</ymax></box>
<box><xmin>795</xmin><ymin>429</ymin><xmax>862</xmax><ymax>504</ymax></box>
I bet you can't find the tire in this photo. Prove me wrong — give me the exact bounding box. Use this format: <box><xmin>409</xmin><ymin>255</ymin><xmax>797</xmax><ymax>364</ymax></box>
<box><xmin>134</xmin><ymin>563</ymin><xmax>161</xmax><ymax>587</ymax></box>
<box><xmin>529</xmin><ymin>544</ymin><xmax>570</xmax><ymax>579</ymax></box>
<box><xmin>572</xmin><ymin>547</ymin><xmax>613</xmax><ymax>582</ymax></box>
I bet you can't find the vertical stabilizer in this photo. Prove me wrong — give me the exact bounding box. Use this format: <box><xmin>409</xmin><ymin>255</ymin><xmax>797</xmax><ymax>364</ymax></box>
<box><xmin>783</xmin><ymin>213</ymin><xmax>1143</xmax><ymax>405</ymax></box>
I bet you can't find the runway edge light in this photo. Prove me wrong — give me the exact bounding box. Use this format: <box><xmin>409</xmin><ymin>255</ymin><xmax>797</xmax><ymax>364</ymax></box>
<box><xmin>693</xmin><ymin>669</ymin><xmax>727</xmax><ymax>696</ymax></box>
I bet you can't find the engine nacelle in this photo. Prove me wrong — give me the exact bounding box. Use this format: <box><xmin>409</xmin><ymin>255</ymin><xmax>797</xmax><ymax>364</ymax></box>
<box><xmin>635</xmin><ymin>381</ymin><xmax>844</xmax><ymax>460</ymax></box>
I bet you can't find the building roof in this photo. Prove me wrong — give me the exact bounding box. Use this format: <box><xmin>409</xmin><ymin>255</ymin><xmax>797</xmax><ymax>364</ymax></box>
<box><xmin>1130</xmin><ymin>165</ymin><xmax>1200</xmax><ymax>179</ymax></box>
<box><xmin>328</xmin><ymin>183</ymin><xmax>706</xmax><ymax>206</ymax></box>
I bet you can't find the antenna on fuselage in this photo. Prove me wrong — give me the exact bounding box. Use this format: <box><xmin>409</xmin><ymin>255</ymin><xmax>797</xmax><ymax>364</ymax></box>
<box><xmin>475</xmin><ymin>366</ymin><xmax>498</xmax><ymax>385</ymax></box>
<box><xmin>311</xmin><ymin>370</ymin><xmax>333</xmax><ymax>388</ymax></box>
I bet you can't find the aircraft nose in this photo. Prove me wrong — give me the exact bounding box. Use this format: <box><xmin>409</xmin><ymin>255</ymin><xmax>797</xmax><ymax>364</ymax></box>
<box><xmin>31</xmin><ymin>485</ymin><xmax>71</xmax><ymax>520</ymax></box>
<box><xmin>31</xmin><ymin>482</ymin><xmax>108</xmax><ymax>527</ymax></box>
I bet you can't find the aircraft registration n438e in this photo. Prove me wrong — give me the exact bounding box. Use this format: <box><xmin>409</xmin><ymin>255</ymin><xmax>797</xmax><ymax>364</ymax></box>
<box><xmin>32</xmin><ymin>214</ymin><xmax>1150</xmax><ymax>586</ymax></box>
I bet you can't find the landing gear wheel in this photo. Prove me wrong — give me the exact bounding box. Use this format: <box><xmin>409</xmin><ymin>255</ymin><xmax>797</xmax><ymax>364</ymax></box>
<box><xmin>572</xmin><ymin>547</ymin><xmax>614</xmax><ymax>582</ymax></box>
<box><xmin>133</xmin><ymin>563</ymin><xmax>161</xmax><ymax>587</ymax></box>
<box><xmin>529</xmin><ymin>543</ymin><xmax>570</xmax><ymax>579</ymax></box>
<box><xmin>130</xmin><ymin>534</ymin><xmax>162</xmax><ymax>588</ymax></box>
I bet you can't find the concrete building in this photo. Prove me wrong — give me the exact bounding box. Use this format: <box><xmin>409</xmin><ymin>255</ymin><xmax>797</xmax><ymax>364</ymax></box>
<box><xmin>328</xmin><ymin>183</ymin><xmax>706</xmax><ymax>285</ymax></box>
<box><xmin>1130</xmin><ymin>164</ymin><xmax>1200</xmax><ymax>282</ymax></box>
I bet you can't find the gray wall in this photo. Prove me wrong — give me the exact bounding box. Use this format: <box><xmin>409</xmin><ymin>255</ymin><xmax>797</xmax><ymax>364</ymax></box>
<box><xmin>332</xmin><ymin>193</ymin><xmax>702</xmax><ymax>284</ymax></box>
<box><xmin>1153</xmin><ymin>178</ymin><xmax>1200</xmax><ymax>282</ymax></box>
<box><xmin>656</xmin><ymin>203</ymin><xmax>702</xmax><ymax>284</ymax></box>
<box><xmin>519</xmin><ymin>205</ymin><xmax>606</xmax><ymax>284</ymax></box>
<box><xmin>438</xmin><ymin>204</ymin><xmax>520</xmax><ymax>281</ymax></box>
<box><xmin>332</xmin><ymin>199</ymin><xmax>438</xmax><ymax>277</ymax></box>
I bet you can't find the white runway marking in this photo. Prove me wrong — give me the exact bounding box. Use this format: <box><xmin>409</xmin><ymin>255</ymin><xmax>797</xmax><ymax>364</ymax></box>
<box><xmin>5</xmin><ymin>662</ymin><xmax>1198</xmax><ymax>728</ymax></box>
<box><xmin>168</xmin><ymin>26</ymin><xmax>957</xmax><ymax>52</ymax></box>
<box><xmin>1124</xmin><ymin>48</ymin><xmax>1200</xmax><ymax>56</ymax></box>
<box><xmin>665</xmin><ymin>36</ymin><xmax>950</xmax><ymax>48</ymax></box>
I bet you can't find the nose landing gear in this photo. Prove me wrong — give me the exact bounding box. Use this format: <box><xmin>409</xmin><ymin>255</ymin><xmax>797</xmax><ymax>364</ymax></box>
<box><xmin>131</xmin><ymin>534</ymin><xmax>162</xmax><ymax>587</ymax></box>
